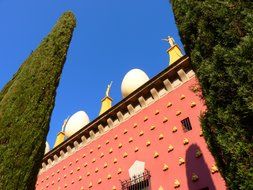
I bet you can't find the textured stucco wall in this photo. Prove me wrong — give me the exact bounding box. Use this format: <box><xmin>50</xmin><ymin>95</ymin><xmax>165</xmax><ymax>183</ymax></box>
<box><xmin>36</xmin><ymin>77</ymin><xmax>226</xmax><ymax>190</ymax></box>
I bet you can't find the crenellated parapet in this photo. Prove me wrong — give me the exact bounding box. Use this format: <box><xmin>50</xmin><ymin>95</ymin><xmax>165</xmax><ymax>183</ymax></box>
<box><xmin>39</xmin><ymin>55</ymin><xmax>195</xmax><ymax>174</ymax></box>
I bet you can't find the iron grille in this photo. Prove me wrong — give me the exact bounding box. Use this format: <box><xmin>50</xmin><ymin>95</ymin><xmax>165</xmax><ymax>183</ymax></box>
<box><xmin>181</xmin><ymin>117</ymin><xmax>192</xmax><ymax>132</ymax></box>
<box><xmin>121</xmin><ymin>169</ymin><xmax>151</xmax><ymax>190</ymax></box>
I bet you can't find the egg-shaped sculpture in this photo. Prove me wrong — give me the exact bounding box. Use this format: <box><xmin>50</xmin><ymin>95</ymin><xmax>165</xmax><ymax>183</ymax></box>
<box><xmin>44</xmin><ymin>141</ymin><xmax>50</xmax><ymax>154</ymax></box>
<box><xmin>121</xmin><ymin>69</ymin><xmax>149</xmax><ymax>98</ymax></box>
<box><xmin>64</xmin><ymin>111</ymin><xmax>90</xmax><ymax>137</ymax></box>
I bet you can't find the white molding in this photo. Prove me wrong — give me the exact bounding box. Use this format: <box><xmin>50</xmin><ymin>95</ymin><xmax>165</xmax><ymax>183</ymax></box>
<box><xmin>138</xmin><ymin>96</ymin><xmax>146</xmax><ymax>107</ymax></box>
<box><xmin>177</xmin><ymin>69</ymin><xmax>189</xmax><ymax>82</ymax></box>
<box><xmin>150</xmin><ymin>88</ymin><xmax>159</xmax><ymax>100</ymax></box>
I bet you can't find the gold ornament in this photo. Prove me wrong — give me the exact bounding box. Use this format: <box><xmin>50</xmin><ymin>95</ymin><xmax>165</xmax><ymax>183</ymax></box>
<box><xmin>192</xmin><ymin>173</ymin><xmax>199</xmax><ymax>182</ymax></box>
<box><xmin>168</xmin><ymin>145</ymin><xmax>174</xmax><ymax>152</ymax></box>
<box><xmin>179</xmin><ymin>157</ymin><xmax>185</xmax><ymax>165</ymax></box>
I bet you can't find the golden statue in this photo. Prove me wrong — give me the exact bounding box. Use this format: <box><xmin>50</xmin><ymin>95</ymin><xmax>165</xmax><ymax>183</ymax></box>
<box><xmin>162</xmin><ymin>35</ymin><xmax>183</xmax><ymax>65</ymax></box>
<box><xmin>99</xmin><ymin>81</ymin><xmax>113</xmax><ymax>115</ymax></box>
<box><xmin>105</xmin><ymin>81</ymin><xmax>113</xmax><ymax>97</ymax></box>
<box><xmin>162</xmin><ymin>36</ymin><xmax>176</xmax><ymax>47</ymax></box>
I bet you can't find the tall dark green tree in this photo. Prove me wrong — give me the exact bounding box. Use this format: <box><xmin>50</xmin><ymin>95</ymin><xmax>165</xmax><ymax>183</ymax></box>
<box><xmin>0</xmin><ymin>11</ymin><xmax>76</xmax><ymax>189</ymax></box>
<box><xmin>170</xmin><ymin>1</ymin><xmax>253</xmax><ymax>189</ymax></box>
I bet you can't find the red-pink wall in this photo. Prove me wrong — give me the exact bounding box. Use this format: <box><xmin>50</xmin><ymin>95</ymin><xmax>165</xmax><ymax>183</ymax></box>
<box><xmin>36</xmin><ymin>77</ymin><xmax>226</xmax><ymax>190</ymax></box>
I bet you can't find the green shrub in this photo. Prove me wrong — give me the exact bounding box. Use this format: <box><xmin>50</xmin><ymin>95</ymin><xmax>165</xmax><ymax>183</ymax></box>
<box><xmin>170</xmin><ymin>1</ymin><xmax>253</xmax><ymax>189</ymax></box>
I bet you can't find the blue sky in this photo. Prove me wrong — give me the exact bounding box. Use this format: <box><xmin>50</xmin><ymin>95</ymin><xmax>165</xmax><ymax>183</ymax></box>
<box><xmin>0</xmin><ymin>0</ymin><xmax>183</xmax><ymax>148</ymax></box>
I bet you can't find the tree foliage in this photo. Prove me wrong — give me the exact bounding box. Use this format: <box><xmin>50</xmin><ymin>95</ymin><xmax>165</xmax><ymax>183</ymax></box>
<box><xmin>0</xmin><ymin>12</ymin><xmax>76</xmax><ymax>189</ymax></box>
<box><xmin>170</xmin><ymin>1</ymin><xmax>253</xmax><ymax>189</ymax></box>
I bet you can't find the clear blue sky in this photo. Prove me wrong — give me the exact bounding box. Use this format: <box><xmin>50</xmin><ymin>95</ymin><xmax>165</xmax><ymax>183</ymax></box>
<box><xmin>0</xmin><ymin>0</ymin><xmax>183</xmax><ymax>148</ymax></box>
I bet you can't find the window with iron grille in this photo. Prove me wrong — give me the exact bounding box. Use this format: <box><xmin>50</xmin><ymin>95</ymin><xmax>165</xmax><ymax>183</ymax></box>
<box><xmin>181</xmin><ymin>117</ymin><xmax>192</xmax><ymax>132</ymax></box>
<box><xmin>121</xmin><ymin>170</ymin><xmax>151</xmax><ymax>190</ymax></box>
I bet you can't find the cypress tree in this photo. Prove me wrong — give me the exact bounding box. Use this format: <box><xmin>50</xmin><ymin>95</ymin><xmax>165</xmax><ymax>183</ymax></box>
<box><xmin>170</xmin><ymin>1</ymin><xmax>253</xmax><ymax>189</ymax></box>
<box><xmin>0</xmin><ymin>11</ymin><xmax>76</xmax><ymax>189</ymax></box>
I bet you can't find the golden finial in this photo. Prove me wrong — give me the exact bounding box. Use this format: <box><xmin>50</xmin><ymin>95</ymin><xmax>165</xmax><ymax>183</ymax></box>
<box><xmin>99</xmin><ymin>81</ymin><xmax>113</xmax><ymax>115</ymax></box>
<box><xmin>53</xmin><ymin>117</ymin><xmax>69</xmax><ymax>147</ymax></box>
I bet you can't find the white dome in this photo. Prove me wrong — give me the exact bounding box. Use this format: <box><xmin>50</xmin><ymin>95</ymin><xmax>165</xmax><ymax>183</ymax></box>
<box><xmin>121</xmin><ymin>69</ymin><xmax>149</xmax><ymax>98</ymax></box>
<box><xmin>44</xmin><ymin>141</ymin><xmax>50</xmax><ymax>154</ymax></box>
<box><xmin>64</xmin><ymin>111</ymin><xmax>90</xmax><ymax>137</ymax></box>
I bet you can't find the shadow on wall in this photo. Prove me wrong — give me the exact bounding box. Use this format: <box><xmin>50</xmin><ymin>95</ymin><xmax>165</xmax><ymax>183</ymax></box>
<box><xmin>186</xmin><ymin>144</ymin><xmax>216</xmax><ymax>190</ymax></box>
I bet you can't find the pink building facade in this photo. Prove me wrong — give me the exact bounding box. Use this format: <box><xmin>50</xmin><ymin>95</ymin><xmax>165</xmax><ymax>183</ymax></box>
<box><xmin>36</xmin><ymin>56</ymin><xmax>226</xmax><ymax>190</ymax></box>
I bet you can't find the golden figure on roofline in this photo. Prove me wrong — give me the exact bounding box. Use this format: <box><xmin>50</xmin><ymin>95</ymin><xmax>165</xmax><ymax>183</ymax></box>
<box><xmin>162</xmin><ymin>36</ymin><xmax>175</xmax><ymax>47</ymax></box>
